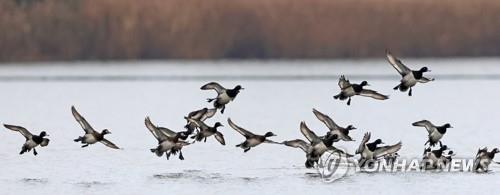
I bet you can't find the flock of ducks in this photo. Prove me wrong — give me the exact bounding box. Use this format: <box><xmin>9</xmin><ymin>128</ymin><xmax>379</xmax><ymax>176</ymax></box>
<box><xmin>3</xmin><ymin>50</ymin><xmax>499</xmax><ymax>173</ymax></box>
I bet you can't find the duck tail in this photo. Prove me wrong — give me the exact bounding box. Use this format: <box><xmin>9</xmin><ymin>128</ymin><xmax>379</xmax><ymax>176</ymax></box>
<box><xmin>333</xmin><ymin>94</ymin><xmax>341</xmax><ymax>99</ymax></box>
<box><xmin>150</xmin><ymin>148</ymin><xmax>163</xmax><ymax>157</ymax></box>
<box><xmin>74</xmin><ymin>137</ymin><xmax>83</xmax><ymax>142</ymax></box>
<box><xmin>398</xmin><ymin>85</ymin><xmax>409</xmax><ymax>92</ymax></box>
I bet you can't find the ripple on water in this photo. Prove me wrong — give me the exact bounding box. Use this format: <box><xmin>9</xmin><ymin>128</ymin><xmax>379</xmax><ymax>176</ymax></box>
<box><xmin>21</xmin><ymin>178</ymin><xmax>48</xmax><ymax>184</ymax></box>
<box><xmin>75</xmin><ymin>181</ymin><xmax>112</xmax><ymax>188</ymax></box>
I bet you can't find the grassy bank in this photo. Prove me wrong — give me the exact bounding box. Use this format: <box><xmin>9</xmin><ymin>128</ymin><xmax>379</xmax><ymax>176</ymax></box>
<box><xmin>1</xmin><ymin>0</ymin><xmax>499</xmax><ymax>61</ymax></box>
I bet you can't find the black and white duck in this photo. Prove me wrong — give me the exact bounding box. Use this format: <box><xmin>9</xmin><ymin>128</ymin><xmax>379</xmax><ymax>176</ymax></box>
<box><xmin>184</xmin><ymin>107</ymin><xmax>217</xmax><ymax>134</ymax></box>
<box><xmin>282</xmin><ymin>122</ymin><xmax>351</xmax><ymax>168</ymax></box>
<box><xmin>201</xmin><ymin>82</ymin><xmax>244</xmax><ymax>113</ymax></box>
<box><xmin>412</xmin><ymin>120</ymin><xmax>452</xmax><ymax>147</ymax></box>
<box><xmin>312</xmin><ymin>108</ymin><xmax>356</xmax><ymax>142</ymax></box>
<box><xmin>356</xmin><ymin>132</ymin><xmax>402</xmax><ymax>167</ymax></box>
<box><xmin>333</xmin><ymin>75</ymin><xmax>388</xmax><ymax>105</ymax></box>
<box><xmin>227</xmin><ymin>118</ymin><xmax>280</xmax><ymax>153</ymax></box>
<box><xmin>186</xmin><ymin>118</ymin><xmax>225</xmax><ymax>145</ymax></box>
<box><xmin>4</xmin><ymin>124</ymin><xmax>49</xmax><ymax>156</ymax></box>
<box><xmin>71</xmin><ymin>106</ymin><xmax>119</xmax><ymax>149</ymax></box>
<box><xmin>386</xmin><ymin>50</ymin><xmax>434</xmax><ymax>96</ymax></box>
<box><xmin>145</xmin><ymin>117</ymin><xmax>190</xmax><ymax>160</ymax></box>
<box><xmin>474</xmin><ymin>147</ymin><xmax>499</xmax><ymax>172</ymax></box>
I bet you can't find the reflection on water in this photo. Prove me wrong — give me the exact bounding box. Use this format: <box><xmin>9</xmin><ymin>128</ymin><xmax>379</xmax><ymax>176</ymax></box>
<box><xmin>152</xmin><ymin>170</ymin><xmax>226</xmax><ymax>183</ymax></box>
<box><xmin>21</xmin><ymin>178</ymin><xmax>48</xmax><ymax>184</ymax></box>
<box><xmin>75</xmin><ymin>181</ymin><xmax>113</xmax><ymax>188</ymax></box>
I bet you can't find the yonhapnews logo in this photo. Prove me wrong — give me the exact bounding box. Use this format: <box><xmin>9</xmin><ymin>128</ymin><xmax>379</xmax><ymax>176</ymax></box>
<box><xmin>317</xmin><ymin>152</ymin><xmax>483</xmax><ymax>183</ymax></box>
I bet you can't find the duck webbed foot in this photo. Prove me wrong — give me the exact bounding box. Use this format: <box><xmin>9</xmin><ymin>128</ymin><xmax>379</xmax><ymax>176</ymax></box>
<box><xmin>179</xmin><ymin>151</ymin><xmax>184</xmax><ymax>160</ymax></box>
<box><xmin>33</xmin><ymin>148</ymin><xmax>38</xmax><ymax>156</ymax></box>
<box><xmin>347</xmin><ymin>98</ymin><xmax>351</xmax><ymax>106</ymax></box>
<box><xmin>408</xmin><ymin>88</ymin><xmax>412</xmax><ymax>96</ymax></box>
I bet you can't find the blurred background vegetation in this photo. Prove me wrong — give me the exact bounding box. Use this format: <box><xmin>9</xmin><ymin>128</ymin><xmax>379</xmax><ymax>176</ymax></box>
<box><xmin>1</xmin><ymin>0</ymin><xmax>499</xmax><ymax>62</ymax></box>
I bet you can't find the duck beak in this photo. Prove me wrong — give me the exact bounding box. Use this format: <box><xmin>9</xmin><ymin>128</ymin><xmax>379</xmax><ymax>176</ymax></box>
<box><xmin>381</xmin><ymin>142</ymin><xmax>385</xmax><ymax>145</ymax></box>
<box><xmin>427</xmin><ymin>70</ymin><xmax>432</xmax><ymax>72</ymax></box>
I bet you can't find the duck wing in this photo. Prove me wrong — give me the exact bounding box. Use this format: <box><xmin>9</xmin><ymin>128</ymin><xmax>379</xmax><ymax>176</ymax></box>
<box><xmin>312</xmin><ymin>108</ymin><xmax>340</xmax><ymax>131</ymax></box>
<box><xmin>374</xmin><ymin>142</ymin><xmax>402</xmax><ymax>158</ymax></box>
<box><xmin>4</xmin><ymin>124</ymin><xmax>33</xmax><ymax>140</ymax></box>
<box><xmin>356</xmin><ymin>132</ymin><xmax>371</xmax><ymax>154</ymax></box>
<box><xmin>71</xmin><ymin>106</ymin><xmax>96</xmax><ymax>134</ymax></box>
<box><xmin>412</xmin><ymin>120</ymin><xmax>435</xmax><ymax>134</ymax></box>
<box><xmin>327</xmin><ymin>146</ymin><xmax>355</xmax><ymax>158</ymax></box>
<box><xmin>40</xmin><ymin>138</ymin><xmax>50</xmax><ymax>147</ymax></box>
<box><xmin>338</xmin><ymin>75</ymin><xmax>351</xmax><ymax>89</ymax></box>
<box><xmin>185</xmin><ymin>118</ymin><xmax>209</xmax><ymax>130</ymax></box>
<box><xmin>201</xmin><ymin>82</ymin><xmax>226</xmax><ymax>94</ymax></box>
<box><xmin>228</xmin><ymin>118</ymin><xmax>255</xmax><ymax>138</ymax></box>
<box><xmin>475</xmin><ymin>147</ymin><xmax>488</xmax><ymax>158</ymax></box>
<box><xmin>359</xmin><ymin>89</ymin><xmax>389</xmax><ymax>100</ymax></box>
<box><xmin>386</xmin><ymin>50</ymin><xmax>411</xmax><ymax>76</ymax></box>
<box><xmin>264</xmin><ymin>139</ymin><xmax>282</xmax><ymax>144</ymax></box>
<box><xmin>100</xmin><ymin>138</ymin><xmax>120</xmax><ymax>149</ymax></box>
<box><xmin>214</xmin><ymin>131</ymin><xmax>225</xmax><ymax>145</ymax></box>
<box><xmin>200</xmin><ymin>108</ymin><xmax>217</xmax><ymax>121</ymax></box>
<box><xmin>283</xmin><ymin>139</ymin><xmax>310</xmax><ymax>152</ymax></box>
<box><xmin>300</xmin><ymin>121</ymin><xmax>320</xmax><ymax>143</ymax></box>
<box><xmin>418</xmin><ymin>76</ymin><xmax>435</xmax><ymax>83</ymax></box>
<box><xmin>145</xmin><ymin>117</ymin><xmax>170</xmax><ymax>142</ymax></box>
<box><xmin>187</xmin><ymin>108</ymin><xmax>215</xmax><ymax>121</ymax></box>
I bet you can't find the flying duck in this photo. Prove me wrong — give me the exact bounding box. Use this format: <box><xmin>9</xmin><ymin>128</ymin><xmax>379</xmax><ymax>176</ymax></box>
<box><xmin>333</xmin><ymin>75</ymin><xmax>388</xmax><ymax>105</ymax></box>
<box><xmin>423</xmin><ymin>145</ymin><xmax>450</xmax><ymax>169</ymax></box>
<box><xmin>441</xmin><ymin>150</ymin><xmax>455</xmax><ymax>166</ymax></box>
<box><xmin>201</xmin><ymin>82</ymin><xmax>244</xmax><ymax>113</ymax></box>
<box><xmin>184</xmin><ymin>107</ymin><xmax>217</xmax><ymax>134</ymax></box>
<box><xmin>145</xmin><ymin>117</ymin><xmax>190</xmax><ymax>160</ymax></box>
<box><xmin>474</xmin><ymin>147</ymin><xmax>499</xmax><ymax>172</ymax></box>
<box><xmin>312</xmin><ymin>108</ymin><xmax>356</xmax><ymax>142</ymax></box>
<box><xmin>283</xmin><ymin>122</ymin><xmax>348</xmax><ymax>168</ymax></box>
<box><xmin>412</xmin><ymin>120</ymin><xmax>452</xmax><ymax>147</ymax></box>
<box><xmin>356</xmin><ymin>132</ymin><xmax>402</xmax><ymax>167</ymax></box>
<box><xmin>227</xmin><ymin>118</ymin><xmax>280</xmax><ymax>153</ymax></box>
<box><xmin>71</xmin><ymin>106</ymin><xmax>119</xmax><ymax>149</ymax></box>
<box><xmin>386</xmin><ymin>50</ymin><xmax>434</xmax><ymax>96</ymax></box>
<box><xmin>384</xmin><ymin>152</ymin><xmax>400</xmax><ymax>165</ymax></box>
<box><xmin>4</xmin><ymin>124</ymin><xmax>49</xmax><ymax>156</ymax></box>
<box><xmin>186</xmin><ymin>118</ymin><xmax>225</xmax><ymax>145</ymax></box>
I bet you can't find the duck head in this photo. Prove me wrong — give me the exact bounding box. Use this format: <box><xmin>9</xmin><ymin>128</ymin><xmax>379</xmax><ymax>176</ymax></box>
<box><xmin>360</xmin><ymin>81</ymin><xmax>369</xmax><ymax>86</ymax></box>
<box><xmin>101</xmin><ymin>129</ymin><xmax>111</xmax><ymax>135</ymax></box>
<box><xmin>234</xmin><ymin>85</ymin><xmax>244</xmax><ymax>91</ymax></box>
<box><xmin>39</xmin><ymin>131</ymin><xmax>48</xmax><ymax>137</ymax></box>
<box><xmin>420</xmin><ymin>67</ymin><xmax>431</xmax><ymax>72</ymax></box>
<box><xmin>264</xmin><ymin>132</ymin><xmax>276</xmax><ymax>137</ymax></box>
<box><xmin>346</xmin><ymin>125</ymin><xmax>357</xmax><ymax>131</ymax></box>
<box><xmin>374</xmin><ymin>139</ymin><xmax>384</xmax><ymax>145</ymax></box>
<box><xmin>214</xmin><ymin>122</ymin><xmax>224</xmax><ymax>128</ymax></box>
<box><xmin>492</xmin><ymin>148</ymin><xmax>500</xmax><ymax>154</ymax></box>
<box><xmin>443</xmin><ymin>123</ymin><xmax>453</xmax><ymax>128</ymax></box>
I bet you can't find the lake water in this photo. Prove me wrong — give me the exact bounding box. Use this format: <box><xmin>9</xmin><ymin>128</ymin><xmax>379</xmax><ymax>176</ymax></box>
<box><xmin>0</xmin><ymin>59</ymin><xmax>499</xmax><ymax>194</ymax></box>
